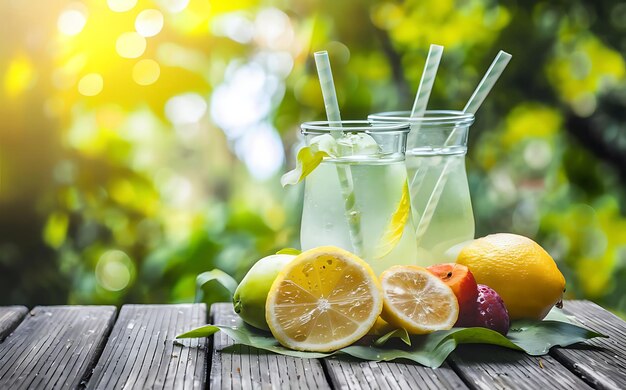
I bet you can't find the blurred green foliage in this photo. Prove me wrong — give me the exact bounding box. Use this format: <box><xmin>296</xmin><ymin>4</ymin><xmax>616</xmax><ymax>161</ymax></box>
<box><xmin>0</xmin><ymin>0</ymin><xmax>625</xmax><ymax>317</ymax></box>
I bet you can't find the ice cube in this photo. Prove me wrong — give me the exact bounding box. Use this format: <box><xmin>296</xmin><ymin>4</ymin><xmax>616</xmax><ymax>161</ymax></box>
<box><xmin>337</xmin><ymin>133</ymin><xmax>379</xmax><ymax>156</ymax></box>
<box><xmin>309</xmin><ymin>134</ymin><xmax>338</xmax><ymax>156</ymax></box>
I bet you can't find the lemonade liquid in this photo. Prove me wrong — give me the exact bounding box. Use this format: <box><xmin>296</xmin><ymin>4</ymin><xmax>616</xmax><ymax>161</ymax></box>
<box><xmin>298</xmin><ymin>121</ymin><xmax>417</xmax><ymax>276</ymax></box>
<box><xmin>368</xmin><ymin>110</ymin><xmax>476</xmax><ymax>265</ymax></box>
<box><xmin>405</xmin><ymin>146</ymin><xmax>474</xmax><ymax>265</ymax></box>
<box><xmin>301</xmin><ymin>158</ymin><xmax>417</xmax><ymax>275</ymax></box>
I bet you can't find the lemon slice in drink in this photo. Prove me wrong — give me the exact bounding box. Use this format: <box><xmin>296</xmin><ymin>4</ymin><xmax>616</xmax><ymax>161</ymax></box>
<box><xmin>380</xmin><ymin>265</ymin><xmax>459</xmax><ymax>334</ymax></box>
<box><xmin>265</xmin><ymin>246</ymin><xmax>383</xmax><ymax>352</ymax></box>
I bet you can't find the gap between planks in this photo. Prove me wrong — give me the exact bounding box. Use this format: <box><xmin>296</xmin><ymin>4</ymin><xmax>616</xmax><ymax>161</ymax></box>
<box><xmin>551</xmin><ymin>300</ymin><xmax>626</xmax><ymax>390</ymax></box>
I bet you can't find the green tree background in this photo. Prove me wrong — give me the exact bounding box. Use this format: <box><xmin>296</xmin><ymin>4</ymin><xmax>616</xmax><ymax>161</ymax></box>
<box><xmin>0</xmin><ymin>0</ymin><xmax>624</xmax><ymax>316</ymax></box>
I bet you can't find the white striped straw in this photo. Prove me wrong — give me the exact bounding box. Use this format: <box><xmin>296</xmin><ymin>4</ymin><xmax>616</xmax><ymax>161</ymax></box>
<box><xmin>314</xmin><ymin>51</ymin><xmax>342</xmax><ymax>131</ymax></box>
<box><xmin>414</xmin><ymin>50</ymin><xmax>512</xmax><ymax>246</ymax></box>
<box><xmin>408</xmin><ymin>45</ymin><xmax>444</xmax><ymax>206</ymax></box>
<box><xmin>313</xmin><ymin>51</ymin><xmax>363</xmax><ymax>255</ymax></box>
<box><xmin>463</xmin><ymin>51</ymin><xmax>512</xmax><ymax>114</ymax></box>
<box><xmin>411</xmin><ymin>44</ymin><xmax>444</xmax><ymax>118</ymax></box>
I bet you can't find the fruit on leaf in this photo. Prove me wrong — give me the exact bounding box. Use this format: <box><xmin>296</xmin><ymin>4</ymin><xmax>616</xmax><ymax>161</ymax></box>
<box><xmin>265</xmin><ymin>246</ymin><xmax>383</xmax><ymax>352</ymax></box>
<box><xmin>426</xmin><ymin>263</ymin><xmax>478</xmax><ymax>324</ymax></box>
<box><xmin>233</xmin><ymin>254</ymin><xmax>295</xmax><ymax>331</ymax></box>
<box><xmin>380</xmin><ymin>265</ymin><xmax>459</xmax><ymax>334</ymax></box>
<box><xmin>472</xmin><ymin>284</ymin><xmax>510</xmax><ymax>335</ymax></box>
<box><xmin>456</xmin><ymin>233</ymin><xmax>566</xmax><ymax>320</ymax></box>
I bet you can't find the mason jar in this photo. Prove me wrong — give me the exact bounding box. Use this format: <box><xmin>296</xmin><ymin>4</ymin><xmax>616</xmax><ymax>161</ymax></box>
<box><xmin>299</xmin><ymin>120</ymin><xmax>417</xmax><ymax>275</ymax></box>
<box><xmin>368</xmin><ymin>110</ymin><xmax>475</xmax><ymax>265</ymax></box>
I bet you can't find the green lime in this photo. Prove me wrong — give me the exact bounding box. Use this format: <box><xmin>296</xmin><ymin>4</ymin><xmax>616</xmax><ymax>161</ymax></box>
<box><xmin>233</xmin><ymin>254</ymin><xmax>295</xmax><ymax>330</ymax></box>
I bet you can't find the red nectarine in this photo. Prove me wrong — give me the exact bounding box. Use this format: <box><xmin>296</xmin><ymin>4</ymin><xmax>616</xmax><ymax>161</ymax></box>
<box><xmin>426</xmin><ymin>263</ymin><xmax>478</xmax><ymax>325</ymax></box>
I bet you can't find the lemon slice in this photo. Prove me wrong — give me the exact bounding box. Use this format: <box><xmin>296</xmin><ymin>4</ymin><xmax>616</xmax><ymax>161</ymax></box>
<box><xmin>380</xmin><ymin>265</ymin><xmax>459</xmax><ymax>334</ymax></box>
<box><xmin>265</xmin><ymin>246</ymin><xmax>383</xmax><ymax>352</ymax></box>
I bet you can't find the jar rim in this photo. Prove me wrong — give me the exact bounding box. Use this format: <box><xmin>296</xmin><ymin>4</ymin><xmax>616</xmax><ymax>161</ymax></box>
<box><xmin>368</xmin><ymin>110</ymin><xmax>475</xmax><ymax>126</ymax></box>
<box><xmin>301</xmin><ymin>120</ymin><xmax>410</xmax><ymax>134</ymax></box>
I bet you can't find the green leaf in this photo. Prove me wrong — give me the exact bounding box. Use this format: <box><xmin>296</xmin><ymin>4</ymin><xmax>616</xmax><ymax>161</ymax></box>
<box><xmin>176</xmin><ymin>307</ymin><xmax>606</xmax><ymax>368</ymax></box>
<box><xmin>276</xmin><ymin>248</ymin><xmax>302</xmax><ymax>255</ymax></box>
<box><xmin>375</xmin><ymin>328</ymin><xmax>411</xmax><ymax>346</ymax></box>
<box><xmin>176</xmin><ymin>324</ymin><xmax>221</xmax><ymax>339</ymax></box>
<box><xmin>373</xmin><ymin>180</ymin><xmax>411</xmax><ymax>259</ymax></box>
<box><xmin>280</xmin><ymin>146</ymin><xmax>328</xmax><ymax>187</ymax></box>
<box><xmin>195</xmin><ymin>269</ymin><xmax>238</xmax><ymax>303</ymax></box>
<box><xmin>507</xmin><ymin>320</ymin><xmax>605</xmax><ymax>355</ymax></box>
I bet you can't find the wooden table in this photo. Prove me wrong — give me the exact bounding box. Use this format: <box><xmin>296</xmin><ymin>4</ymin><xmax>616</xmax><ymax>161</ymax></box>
<box><xmin>0</xmin><ymin>300</ymin><xmax>624</xmax><ymax>389</ymax></box>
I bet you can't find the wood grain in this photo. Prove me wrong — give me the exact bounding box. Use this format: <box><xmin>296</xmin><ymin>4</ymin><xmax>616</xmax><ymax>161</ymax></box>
<box><xmin>86</xmin><ymin>303</ymin><xmax>208</xmax><ymax>389</ymax></box>
<box><xmin>448</xmin><ymin>344</ymin><xmax>592</xmax><ymax>390</ymax></box>
<box><xmin>0</xmin><ymin>306</ymin><xmax>27</xmax><ymax>341</ymax></box>
<box><xmin>0</xmin><ymin>305</ymin><xmax>115</xmax><ymax>390</ymax></box>
<box><xmin>324</xmin><ymin>358</ymin><xmax>468</xmax><ymax>390</ymax></box>
<box><xmin>210</xmin><ymin>303</ymin><xmax>331</xmax><ymax>390</ymax></box>
<box><xmin>552</xmin><ymin>300</ymin><xmax>626</xmax><ymax>390</ymax></box>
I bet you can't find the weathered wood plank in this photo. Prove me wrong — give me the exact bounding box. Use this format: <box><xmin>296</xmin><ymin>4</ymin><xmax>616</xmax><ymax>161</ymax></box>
<box><xmin>324</xmin><ymin>358</ymin><xmax>469</xmax><ymax>390</ymax></box>
<box><xmin>448</xmin><ymin>344</ymin><xmax>593</xmax><ymax>390</ymax></box>
<box><xmin>552</xmin><ymin>300</ymin><xmax>626</xmax><ymax>390</ymax></box>
<box><xmin>86</xmin><ymin>303</ymin><xmax>208</xmax><ymax>390</ymax></box>
<box><xmin>0</xmin><ymin>306</ymin><xmax>28</xmax><ymax>341</ymax></box>
<box><xmin>0</xmin><ymin>305</ymin><xmax>116</xmax><ymax>389</ymax></box>
<box><xmin>210</xmin><ymin>303</ymin><xmax>331</xmax><ymax>389</ymax></box>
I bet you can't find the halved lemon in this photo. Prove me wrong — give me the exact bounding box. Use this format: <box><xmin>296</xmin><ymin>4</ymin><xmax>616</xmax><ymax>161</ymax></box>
<box><xmin>265</xmin><ymin>246</ymin><xmax>383</xmax><ymax>352</ymax></box>
<box><xmin>380</xmin><ymin>265</ymin><xmax>459</xmax><ymax>334</ymax></box>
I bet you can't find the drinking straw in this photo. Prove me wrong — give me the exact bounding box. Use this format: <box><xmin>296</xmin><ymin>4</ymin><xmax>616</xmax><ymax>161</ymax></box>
<box><xmin>410</xmin><ymin>44</ymin><xmax>444</xmax><ymax>118</ymax></box>
<box><xmin>413</xmin><ymin>51</ymin><xmax>512</xmax><ymax>246</ymax></box>
<box><xmin>314</xmin><ymin>52</ymin><xmax>342</xmax><ymax>128</ymax></box>
<box><xmin>314</xmin><ymin>51</ymin><xmax>364</xmax><ymax>255</ymax></box>
<box><xmin>463</xmin><ymin>51</ymin><xmax>513</xmax><ymax>115</ymax></box>
<box><xmin>408</xmin><ymin>45</ymin><xmax>444</xmax><ymax>200</ymax></box>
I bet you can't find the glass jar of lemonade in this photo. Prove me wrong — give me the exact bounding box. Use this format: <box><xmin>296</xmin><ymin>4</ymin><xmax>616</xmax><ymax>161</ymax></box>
<box><xmin>368</xmin><ymin>111</ymin><xmax>475</xmax><ymax>265</ymax></box>
<box><xmin>299</xmin><ymin>120</ymin><xmax>417</xmax><ymax>275</ymax></box>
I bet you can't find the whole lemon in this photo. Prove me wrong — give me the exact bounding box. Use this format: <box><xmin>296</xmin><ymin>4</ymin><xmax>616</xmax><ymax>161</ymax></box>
<box><xmin>456</xmin><ymin>233</ymin><xmax>565</xmax><ymax>320</ymax></box>
<box><xmin>233</xmin><ymin>254</ymin><xmax>295</xmax><ymax>331</ymax></box>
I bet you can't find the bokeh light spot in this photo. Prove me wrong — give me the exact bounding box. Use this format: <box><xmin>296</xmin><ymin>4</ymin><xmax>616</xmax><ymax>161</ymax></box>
<box><xmin>211</xmin><ymin>13</ymin><xmax>254</xmax><ymax>43</ymax></box>
<box><xmin>210</xmin><ymin>62</ymin><xmax>275</xmax><ymax>137</ymax></box>
<box><xmin>95</xmin><ymin>250</ymin><xmax>133</xmax><ymax>291</ymax></box>
<box><xmin>107</xmin><ymin>0</ymin><xmax>137</xmax><ymax>13</ymax></box>
<box><xmin>156</xmin><ymin>0</ymin><xmax>189</xmax><ymax>13</ymax></box>
<box><xmin>235</xmin><ymin>123</ymin><xmax>285</xmax><ymax>180</ymax></box>
<box><xmin>57</xmin><ymin>8</ymin><xmax>87</xmax><ymax>36</ymax></box>
<box><xmin>523</xmin><ymin>139</ymin><xmax>552</xmax><ymax>170</ymax></box>
<box><xmin>116</xmin><ymin>32</ymin><xmax>146</xmax><ymax>58</ymax></box>
<box><xmin>78</xmin><ymin>73</ymin><xmax>103</xmax><ymax>96</ymax></box>
<box><xmin>4</xmin><ymin>55</ymin><xmax>35</xmax><ymax>97</ymax></box>
<box><xmin>254</xmin><ymin>8</ymin><xmax>293</xmax><ymax>49</ymax></box>
<box><xmin>135</xmin><ymin>9</ymin><xmax>164</xmax><ymax>37</ymax></box>
<box><xmin>165</xmin><ymin>93</ymin><xmax>207</xmax><ymax>125</ymax></box>
<box><xmin>133</xmin><ymin>59</ymin><xmax>160</xmax><ymax>85</ymax></box>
